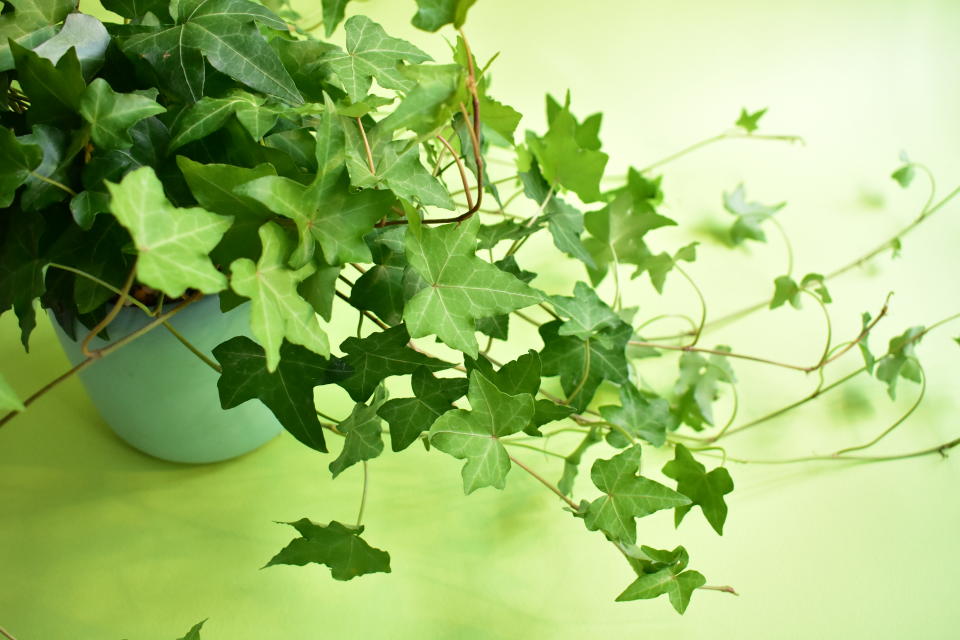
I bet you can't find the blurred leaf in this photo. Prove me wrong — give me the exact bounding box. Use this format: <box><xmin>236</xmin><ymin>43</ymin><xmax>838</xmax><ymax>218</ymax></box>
<box><xmin>600</xmin><ymin>384</ymin><xmax>672</xmax><ymax>447</ymax></box>
<box><xmin>735</xmin><ymin>107</ymin><xmax>766</xmax><ymax>133</ymax></box>
<box><xmin>0</xmin><ymin>371</ymin><xmax>25</xmax><ymax>412</ymax></box>
<box><xmin>724</xmin><ymin>183</ymin><xmax>785</xmax><ymax>245</ymax></box>
<box><xmin>411</xmin><ymin>0</ymin><xmax>476</xmax><ymax>31</ymax></box>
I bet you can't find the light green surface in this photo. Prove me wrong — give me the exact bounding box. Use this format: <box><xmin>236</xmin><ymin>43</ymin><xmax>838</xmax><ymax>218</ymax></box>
<box><xmin>3</xmin><ymin>0</ymin><xmax>960</xmax><ymax>638</ymax></box>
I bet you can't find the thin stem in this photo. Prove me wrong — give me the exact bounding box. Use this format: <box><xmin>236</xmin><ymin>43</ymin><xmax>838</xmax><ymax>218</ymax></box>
<box><xmin>162</xmin><ymin>322</ymin><xmax>222</xmax><ymax>373</ymax></box>
<box><xmin>436</xmin><ymin>134</ymin><xmax>474</xmax><ymax>211</ymax></box>
<box><xmin>46</xmin><ymin>263</ymin><xmax>152</xmax><ymax>315</ymax></box>
<box><xmin>508</xmin><ymin>454</ymin><xmax>578</xmax><ymax>509</ymax></box>
<box><xmin>334</xmin><ymin>289</ymin><xmax>389</xmax><ymax>330</ymax></box>
<box><xmin>638</xmin><ymin>131</ymin><xmax>803</xmax><ymax>174</ymax></box>
<box><xmin>504</xmin><ymin>185</ymin><xmax>554</xmax><ymax>257</ymax></box>
<box><xmin>356</xmin><ymin>461</ymin><xmax>369</xmax><ymax>527</ymax></box>
<box><xmin>627</xmin><ymin>341</ymin><xmax>810</xmax><ymax>372</ymax></box>
<box><xmin>769</xmin><ymin>217</ymin><xmax>794</xmax><ymax>277</ymax></box>
<box><xmin>29</xmin><ymin>171</ymin><xmax>77</xmax><ymax>196</ymax></box>
<box><xmin>833</xmin><ymin>364</ymin><xmax>926</xmax><ymax>455</ymax></box>
<box><xmin>635</xmin><ymin>313</ymin><xmax>699</xmax><ymax>336</ymax></box>
<box><xmin>675</xmin><ymin>265</ymin><xmax>707</xmax><ymax>347</ymax></box>
<box><xmin>804</xmin><ymin>290</ymin><xmax>833</xmax><ymax>368</ymax></box>
<box><xmin>564</xmin><ymin>339</ymin><xmax>591</xmax><ymax>405</ymax></box>
<box><xmin>717</xmin><ymin>367</ymin><xmax>867</xmax><ymax>440</ymax></box>
<box><xmin>502</xmin><ymin>440</ymin><xmax>568</xmax><ymax>459</ymax></box>
<box><xmin>356</xmin><ymin>117</ymin><xmax>376</xmax><ymax>175</ymax></box>
<box><xmin>449</xmin><ymin>175</ymin><xmax>516</xmax><ymax>196</ymax></box>
<box><xmin>700</xmin><ymin>585</ymin><xmax>739</xmax><ymax>596</ymax></box>
<box><xmin>81</xmin><ymin>262</ymin><xmax>138</xmax><ymax>357</ymax></box>
<box><xmin>0</xmin><ymin>625</ymin><xmax>18</xmax><ymax>640</ymax></box>
<box><xmin>708</xmin><ymin>381</ymin><xmax>740</xmax><ymax>442</ymax></box>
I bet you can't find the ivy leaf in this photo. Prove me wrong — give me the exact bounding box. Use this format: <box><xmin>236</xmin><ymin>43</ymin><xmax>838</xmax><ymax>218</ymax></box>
<box><xmin>616</xmin><ymin>548</ymin><xmax>705</xmax><ymax>614</ymax></box>
<box><xmin>403</xmin><ymin>214</ymin><xmax>542</xmax><ymax>358</ymax></box>
<box><xmin>411</xmin><ymin>0</ymin><xmax>476</xmax><ymax>31</ymax></box>
<box><xmin>632</xmin><ymin>242</ymin><xmax>697</xmax><ymax>294</ymax></box>
<box><xmin>0</xmin><ymin>372</ymin><xmax>25</xmax><ymax>412</ymax></box>
<box><xmin>213</xmin><ymin>336</ymin><xmax>346</xmax><ymax>453</ymax></box>
<box><xmin>429</xmin><ymin>370</ymin><xmax>535</xmax><ymax>493</ymax></box>
<box><xmin>0</xmin><ymin>125</ymin><xmax>42</xmax><ymax>207</ymax></box>
<box><xmin>662</xmin><ymin>443</ymin><xmax>734</xmax><ymax>534</ymax></box>
<box><xmin>538</xmin><ymin>319</ymin><xmax>632</xmax><ymax>412</ymax></box>
<box><xmin>11</xmin><ymin>42</ymin><xmax>85</xmax><ymax>125</ymax></box>
<box><xmin>229</xmin><ymin>222</ymin><xmax>330</xmax><ymax>372</ymax></box>
<box><xmin>724</xmin><ymin>183</ymin><xmax>785</xmax><ymax>245</ymax></box>
<box><xmin>770</xmin><ymin>275</ymin><xmax>802</xmax><ymax>310</ymax></box>
<box><xmin>527</xmin><ymin>93</ymin><xmax>608</xmax><ymax>203</ymax></box>
<box><xmin>329</xmin><ymin>387</ymin><xmax>387</xmax><ymax>477</ymax></box>
<box><xmin>377</xmin><ymin>64</ymin><xmax>464</xmax><ymax>137</ymax></box>
<box><xmin>335</xmin><ymin>324</ymin><xmax>453</xmax><ymax>402</ymax></box>
<box><xmin>176</xmin><ymin>157</ymin><xmax>277</xmax><ymax>266</ymax></box>
<box><xmin>875</xmin><ymin>326</ymin><xmax>924</xmax><ymax>399</ymax></box>
<box><xmin>548</xmin><ymin>281</ymin><xmax>621</xmax><ymax>340</ymax></box>
<box><xmin>120</xmin><ymin>0</ymin><xmax>302</xmax><ymax>104</ymax></box>
<box><xmin>583</xmin><ymin>445</ymin><xmax>691</xmax><ymax>544</ymax></box>
<box><xmin>599</xmin><ymin>385</ymin><xmax>672</xmax><ymax>447</ymax></box>
<box><xmin>800</xmin><ymin>272</ymin><xmax>831</xmax><ymax>303</ymax></box>
<box><xmin>33</xmin><ymin>13</ymin><xmax>110</xmax><ymax>79</ymax></box>
<box><xmin>672</xmin><ymin>349</ymin><xmax>735</xmax><ymax>430</ymax></box>
<box><xmin>168</xmin><ymin>94</ymin><xmax>253</xmax><ymax>152</ymax></box>
<box><xmin>349</xmin><ymin>226</ymin><xmax>408</xmax><ymax>325</ymax></box>
<box><xmin>0</xmin><ymin>0</ymin><xmax>76</xmax><ymax>72</ymax></box>
<box><xmin>378</xmin><ymin>367</ymin><xmax>468</xmax><ymax>451</ymax></box>
<box><xmin>735</xmin><ymin>107</ymin><xmax>767</xmax><ymax>133</ymax></box>
<box><xmin>321</xmin><ymin>0</ymin><xmax>350</xmax><ymax>37</ymax></box>
<box><xmin>18</xmin><ymin>124</ymin><xmax>76</xmax><ymax>212</ymax></box>
<box><xmin>475</xmin><ymin>255</ymin><xmax>535</xmax><ymax>341</ymax></box>
<box><xmin>321</xmin><ymin>15</ymin><xmax>432</xmax><ymax>102</ymax></box>
<box><xmin>79</xmin><ymin>78</ymin><xmax>165</xmax><ymax>151</ymax></box>
<box><xmin>891</xmin><ymin>158</ymin><xmax>915</xmax><ymax>189</ymax></box>
<box><xmin>0</xmin><ymin>207</ymin><xmax>47</xmax><ymax>348</ymax></box>
<box><xmin>175</xmin><ymin>619</ymin><xmax>206</xmax><ymax>640</ymax></box>
<box><xmin>583</xmin><ymin>169</ymin><xmax>675</xmax><ymax>283</ymax></box>
<box><xmin>266</xmin><ymin>519</ymin><xmax>391</xmax><ymax>581</ymax></box>
<box><xmin>100</xmin><ymin>0</ymin><xmax>169</xmax><ymax>20</ymax></box>
<box><xmin>106</xmin><ymin>166</ymin><xmax>231</xmax><ymax>297</ymax></box>
<box><xmin>859</xmin><ymin>312</ymin><xmax>877</xmax><ymax>373</ymax></box>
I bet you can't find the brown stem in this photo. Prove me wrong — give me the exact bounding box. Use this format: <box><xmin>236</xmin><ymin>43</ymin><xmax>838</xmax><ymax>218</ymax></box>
<box><xmin>334</xmin><ymin>289</ymin><xmax>388</xmax><ymax>330</ymax></box>
<box><xmin>81</xmin><ymin>262</ymin><xmax>138</xmax><ymax>357</ymax></box>
<box><xmin>0</xmin><ymin>625</ymin><xmax>18</xmax><ymax>640</ymax></box>
<box><xmin>436</xmin><ymin>134</ymin><xmax>474</xmax><ymax>211</ymax></box>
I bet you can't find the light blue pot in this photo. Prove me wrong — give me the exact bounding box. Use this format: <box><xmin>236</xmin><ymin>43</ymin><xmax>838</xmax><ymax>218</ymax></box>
<box><xmin>52</xmin><ymin>297</ymin><xmax>282</xmax><ymax>464</ymax></box>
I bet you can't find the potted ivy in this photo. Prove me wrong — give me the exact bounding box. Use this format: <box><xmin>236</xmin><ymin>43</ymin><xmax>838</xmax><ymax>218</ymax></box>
<box><xmin>1</xmin><ymin>0</ymin><xmax>957</xmax><ymax>622</ymax></box>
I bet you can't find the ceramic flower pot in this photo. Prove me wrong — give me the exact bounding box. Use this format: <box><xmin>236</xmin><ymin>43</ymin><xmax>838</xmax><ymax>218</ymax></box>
<box><xmin>51</xmin><ymin>296</ymin><xmax>281</xmax><ymax>463</ymax></box>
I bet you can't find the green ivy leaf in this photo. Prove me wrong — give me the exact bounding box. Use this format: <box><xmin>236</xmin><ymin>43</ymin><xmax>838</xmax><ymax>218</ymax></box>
<box><xmin>321</xmin><ymin>15</ymin><xmax>432</xmax><ymax>102</ymax></box>
<box><xmin>0</xmin><ymin>371</ymin><xmax>25</xmax><ymax>412</ymax></box>
<box><xmin>329</xmin><ymin>386</ymin><xmax>387</xmax><ymax>477</ymax></box>
<box><xmin>411</xmin><ymin>0</ymin><xmax>476</xmax><ymax>31</ymax></box>
<box><xmin>101</xmin><ymin>0</ymin><xmax>168</xmax><ymax>20</ymax></box>
<box><xmin>875</xmin><ymin>326</ymin><xmax>924</xmax><ymax>399</ymax></box>
<box><xmin>378</xmin><ymin>367</ymin><xmax>468</xmax><ymax>451</ymax></box>
<box><xmin>724</xmin><ymin>183</ymin><xmax>785</xmax><ymax>245</ymax></box>
<box><xmin>0</xmin><ymin>0</ymin><xmax>76</xmax><ymax>72</ymax></box>
<box><xmin>548</xmin><ymin>281</ymin><xmax>621</xmax><ymax>340</ymax></box>
<box><xmin>349</xmin><ymin>227</ymin><xmax>408</xmax><ymax>325</ymax></box>
<box><xmin>176</xmin><ymin>157</ymin><xmax>277</xmax><ymax>267</ymax></box>
<box><xmin>266</xmin><ymin>519</ymin><xmax>391</xmax><ymax>581</ymax></box>
<box><xmin>538</xmin><ymin>319</ymin><xmax>632</xmax><ymax>412</ymax></box>
<box><xmin>335</xmin><ymin>324</ymin><xmax>453</xmax><ymax>402</ymax></box>
<box><xmin>800</xmin><ymin>272</ymin><xmax>832</xmax><ymax>303</ymax></box>
<box><xmin>120</xmin><ymin>0</ymin><xmax>302</xmax><ymax>104</ymax></box>
<box><xmin>377</xmin><ymin>64</ymin><xmax>464</xmax><ymax>137</ymax></box>
<box><xmin>79</xmin><ymin>78</ymin><xmax>165</xmax><ymax>151</ymax></box>
<box><xmin>662</xmin><ymin>443</ymin><xmax>734</xmax><ymax>535</ymax></box>
<box><xmin>891</xmin><ymin>159</ymin><xmax>915</xmax><ymax>189</ymax></box>
<box><xmin>403</xmin><ymin>214</ymin><xmax>542</xmax><ymax>358</ymax></box>
<box><xmin>33</xmin><ymin>13</ymin><xmax>109</xmax><ymax>78</ymax></box>
<box><xmin>672</xmin><ymin>349</ymin><xmax>735</xmax><ymax>430</ymax></box>
<box><xmin>429</xmin><ymin>370</ymin><xmax>535</xmax><ymax>493</ymax></box>
<box><xmin>175</xmin><ymin>620</ymin><xmax>206</xmax><ymax>640</ymax></box>
<box><xmin>0</xmin><ymin>207</ymin><xmax>47</xmax><ymax>347</ymax></box>
<box><xmin>735</xmin><ymin>107</ymin><xmax>766</xmax><ymax>133</ymax></box>
<box><xmin>527</xmin><ymin>93</ymin><xmax>608</xmax><ymax>203</ymax></box>
<box><xmin>106</xmin><ymin>166</ymin><xmax>231</xmax><ymax>297</ymax></box>
<box><xmin>599</xmin><ymin>385</ymin><xmax>672</xmax><ymax>447</ymax></box>
<box><xmin>0</xmin><ymin>124</ymin><xmax>42</xmax><ymax>207</ymax></box>
<box><xmin>11</xmin><ymin>41</ymin><xmax>85</xmax><ymax>125</ymax></box>
<box><xmin>168</xmin><ymin>94</ymin><xmax>253</xmax><ymax>152</ymax></box>
<box><xmin>321</xmin><ymin>0</ymin><xmax>351</xmax><ymax>37</ymax></box>
<box><xmin>770</xmin><ymin>275</ymin><xmax>801</xmax><ymax>310</ymax></box>
<box><xmin>229</xmin><ymin>222</ymin><xmax>330</xmax><ymax>372</ymax></box>
<box><xmin>583</xmin><ymin>444</ymin><xmax>690</xmax><ymax>544</ymax></box>
<box><xmin>213</xmin><ymin>336</ymin><xmax>346</xmax><ymax>453</ymax></box>
<box><xmin>616</xmin><ymin>546</ymin><xmax>705</xmax><ymax>614</ymax></box>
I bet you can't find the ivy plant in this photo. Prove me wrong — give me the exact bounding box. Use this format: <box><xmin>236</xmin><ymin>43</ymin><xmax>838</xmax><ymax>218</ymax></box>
<box><xmin>2</xmin><ymin>0</ymin><xmax>959</xmax><ymax>621</ymax></box>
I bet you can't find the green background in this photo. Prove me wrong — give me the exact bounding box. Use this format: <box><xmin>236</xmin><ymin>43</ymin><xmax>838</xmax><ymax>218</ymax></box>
<box><xmin>3</xmin><ymin>0</ymin><xmax>960</xmax><ymax>637</ymax></box>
